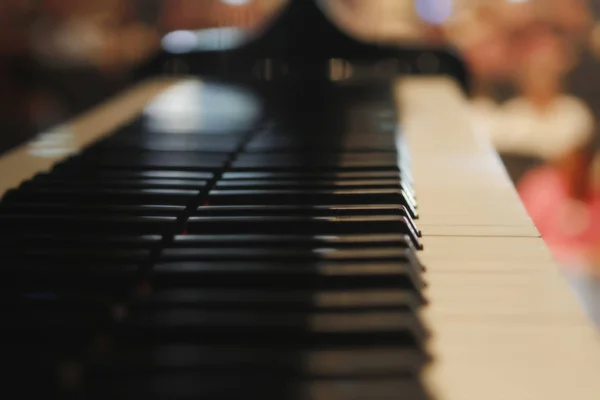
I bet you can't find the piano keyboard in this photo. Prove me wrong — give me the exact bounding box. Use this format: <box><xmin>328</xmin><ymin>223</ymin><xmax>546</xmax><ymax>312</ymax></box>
<box><xmin>1</xmin><ymin>77</ymin><xmax>600</xmax><ymax>400</ymax></box>
<box><xmin>0</xmin><ymin>77</ymin><xmax>431</xmax><ymax>398</ymax></box>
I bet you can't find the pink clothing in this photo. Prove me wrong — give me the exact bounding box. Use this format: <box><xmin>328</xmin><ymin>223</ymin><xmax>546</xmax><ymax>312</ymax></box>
<box><xmin>518</xmin><ymin>166</ymin><xmax>600</xmax><ymax>268</ymax></box>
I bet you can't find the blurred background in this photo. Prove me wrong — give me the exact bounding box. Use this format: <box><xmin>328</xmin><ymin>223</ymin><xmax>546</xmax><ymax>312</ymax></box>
<box><xmin>1</xmin><ymin>0</ymin><xmax>600</xmax><ymax>322</ymax></box>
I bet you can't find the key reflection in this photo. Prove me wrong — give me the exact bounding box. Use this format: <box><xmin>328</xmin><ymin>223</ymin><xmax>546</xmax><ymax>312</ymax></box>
<box><xmin>143</xmin><ymin>80</ymin><xmax>262</xmax><ymax>133</ymax></box>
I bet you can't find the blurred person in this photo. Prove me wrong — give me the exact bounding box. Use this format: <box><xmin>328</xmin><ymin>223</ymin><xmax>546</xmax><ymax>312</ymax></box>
<box><xmin>452</xmin><ymin>1</ymin><xmax>593</xmax><ymax>139</ymax></box>
<box><xmin>0</xmin><ymin>0</ymin><xmax>162</xmax><ymax>151</ymax></box>
<box><xmin>489</xmin><ymin>23</ymin><xmax>594</xmax><ymax>161</ymax></box>
<box><xmin>518</xmin><ymin>142</ymin><xmax>600</xmax><ymax>266</ymax></box>
<box><xmin>445</xmin><ymin>4</ymin><xmax>515</xmax><ymax>141</ymax></box>
<box><xmin>518</xmin><ymin>138</ymin><xmax>600</xmax><ymax>327</ymax></box>
<box><xmin>492</xmin><ymin>0</ymin><xmax>591</xmax><ymax>40</ymax></box>
<box><xmin>19</xmin><ymin>0</ymin><xmax>164</xmax><ymax>131</ymax></box>
<box><xmin>31</xmin><ymin>0</ymin><xmax>159</xmax><ymax>74</ymax></box>
<box><xmin>550</xmin><ymin>0</ymin><xmax>592</xmax><ymax>41</ymax></box>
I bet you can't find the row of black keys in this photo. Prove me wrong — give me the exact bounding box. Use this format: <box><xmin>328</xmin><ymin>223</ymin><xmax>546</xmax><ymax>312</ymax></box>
<box><xmin>3</xmin><ymin>230</ymin><xmax>427</xmax><ymax>398</ymax></box>
<box><xmin>1</xmin><ymin>167</ymin><xmax>419</xmax><ymax>246</ymax></box>
<box><xmin>5</xmin><ymin>252</ymin><xmax>427</xmax><ymax>399</ymax></box>
<box><xmin>1</xmin><ymin>130</ymin><xmax>427</xmax><ymax>399</ymax></box>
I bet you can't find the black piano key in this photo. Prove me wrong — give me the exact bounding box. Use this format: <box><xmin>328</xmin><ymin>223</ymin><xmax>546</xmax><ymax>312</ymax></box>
<box><xmin>194</xmin><ymin>204</ymin><xmax>401</xmax><ymax>215</ymax></box>
<box><xmin>4</xmin><ymin>246</ymin><xmax>151</xmax><ymax>263</ymax></box>
<box><xmin>71</xmin><ymin>151</ymin><xmax>229</xmax><ymax>170</ymax></box>
<box><xmin>191</xmin><ymin>205</ymin><xmax>421</xmax><ymax>237</ymax></box>
<box><xmin>207</xmin><ymin>189</ymin><xmax>418</xmax><ymax>220</ymax></box>
<box><xmin>245</xmin><ymin>141</ymin><xmax>399</xmax><ymax>152</ymax></box>
<box><xmin>214</xmin><ymin>179</ymin><xmax>412</xmax><ymax>194</ymax></box>
<box><xmin>2</xmin><ymin>188</ymin><xmax>199</xmax><ymax>206</ymax></box>
<box><xmin>218</xmin><ymin>171</ymin><xmax>416</xmax><ymax>197</ymax></box>
<box><xmin>217</xmin><ymin>177</ymin><xmax>402</xmax><ymax>185</ymax></box>
<box><xmin>0</xmin><ymin>203</ymin><xmax>184</xmax><ymax>217</ymax></box>
<box><xmin>47</xmin><ymin>170</ymin><xmax>215</xmax><ymax>181</ymax></box>
<box><xmin>0</xmin><ymin>234</ymin><xmax>162</xmax><ymax>249</ymax></box>
<box><xmin>221</xmin><ymin>171</ymin><xmax>404</xmax><ymax>180</ymax></box>
<box><xmin>245</xmin><ymin>137</ymin><xmax>399</xmax><ymax>152</ymax></box>
<box><xmin>160</xmin><ymin>247</ymin><xmax>416</xmax><ymax>264</ymax></box>
<box><xmin>163</xmin><ymin>242</ymin><xmax>424</xmax><ymax>271</ymax></box>
<box><xmin>236</xmin><ymin>152</ymin><xmax>400</xmax><ymax>161</ymax></box>
<box><xmin>2</xmin><ymin>260</ymin><xmax>139</xmax><ymax>294</ymax></box>
<box><xmin>231</xmin><ymin>158</ymin><xmax>400</xmax><ymax>170</ymax></box>
<box><xmin>101</xmin><ymin>344</ymin><xmax>428</xmax><ymax>377</ymax></box>
<box><xmin>123</xmin><ymin>309</ymin><xmax>426</xmax><ymax>343</ymax></box>
<box><xmin>220</xmin><ymin>171</ymin><xmax>415</xmax><ymax>197</ymax></box>
<box><xmin>183</xmin><ymin>215</ymin><xmax>421</xmax><ymax>248</ymax></box>
<box><xmin>152</xmin><ymin>261</ymin><xmax>424</xmax><ymax>291</ymax></box>
<box><xmin>91</xmin><ymin>374</ymin><xmax>429</xmax><ymax>400</ymax></box>
<box><xmin>132</xmin><ymin>288</ymin><xmax>423</xmax><ymax>312</ymax></box>
<box><xmin>95</xmin><ymin>133</ymin><xmax>244</xmax><ymax>152</ymax></box>
<box><xmin>207</xmin><ymin>188</ymin><xmax>415</xmax><ymax>210</ymax></box>
<box><xmin>0</xmin><ymin>215</ymin><xmax>179</xmax><ymax>235</ymax></box>
<box><xmin>171</xmin><ymin>233</ymin><xmax>414</xmax><ymax>249</ymax></box>
<box><xmin>25</xmin><ymin>177</ymin><xmax>209</xmax><ymax>191</ymax></box>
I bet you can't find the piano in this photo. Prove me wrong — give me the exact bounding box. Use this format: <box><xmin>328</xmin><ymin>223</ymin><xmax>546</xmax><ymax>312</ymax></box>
<box><xmin>1</xmin><ymin>1</ymin><xmax>599</xmax><ymax>399</ymax></box>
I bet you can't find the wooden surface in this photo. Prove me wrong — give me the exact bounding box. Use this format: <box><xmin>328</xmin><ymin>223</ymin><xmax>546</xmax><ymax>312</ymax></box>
<box><xmin>399</xmin><ymin>78</ymin><xmax>600</xmax><ymax>400</ymax></box>
<box><xmin>0</xmin><ymin>76</ymin><xmax>598</xmax><ymax>399</ymax></box>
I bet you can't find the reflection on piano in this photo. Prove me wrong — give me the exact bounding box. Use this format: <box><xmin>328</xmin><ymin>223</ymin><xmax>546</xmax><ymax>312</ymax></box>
<box><xmin>1</xmin><ymin>1</ymin><xmax>599</xmax><ymax>399</ymax></box>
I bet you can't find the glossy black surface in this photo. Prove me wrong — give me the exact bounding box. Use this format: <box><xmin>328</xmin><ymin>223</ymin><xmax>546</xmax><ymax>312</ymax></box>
<box><xmin>0</xmin><ymin>1</ymin><xmax>433</xmax><ymax>398</ymax></box>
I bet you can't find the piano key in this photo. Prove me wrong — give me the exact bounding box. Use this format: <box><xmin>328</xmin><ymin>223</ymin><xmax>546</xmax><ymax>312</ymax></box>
<box><xmin>0</xmin><ymin>215</ymin><xmax>179</xmax><ymax>235</ymax></box>
<box><xmin>0</xmin><ymin>234</ymin><xmax>162</xmax><ymax>249</ymax></box>
<box><xmin>124</xmin><ymin>309</ymin><xmax>425</xmax><ymax>341</ymax></box>
<box><xmin>95</xmin><ymin>133</ymin><xmax>243</xmax><ymax>152</ymax></box>
<box><xmin>215</xmin><ymin>179</ymin><xmax>407</xmax><ymax>190</ymax></box>
<box><xmin>25</xmin><ymin>177</ymin><xmax>209</xmax><ymax>191</ymax></box>
<box><xmin>194</xmin><ymin>204</ymin><xmax>401</xmax><ymax>215</ymax></box>
<box><xmin>169</xmin><ymin>234</ymin><xmax>424</xmax><ymax>266</ymax></box>
<box><xmin>208</xmin><ymin>188</ymin><xmax>412</xmax><ymax>206</ymax></box>
<box><xmin>152</xmin><ymin>261</ymin><xmax>424</xmax><ymax>291</ymax></box>
<box><xmin>236</xmin><ymin>152</ymin><xmax>401</xmax><ymax>161</ymax></box>
<box><xmin>2</xmin><ymin>188</ymin><xmax>199</xmax><ymax>206</ymax></box>
<box><xmin>132</xmin><ymin>288</ymin><xmax>423</xmax><ymax>311</ymax></box>
<box><xmin>159</xmin><ymin>247</ymin><xmax>416</xmax><ymax>264</ymax></box>
<box><xmin>245</xmin><ymin>138</ymin><xmax>399</xmax><ymax>151</ymax></box>
<box><xmin>73</xmin><ymin>151</ymin><xmax>229</xmax><ymax>170</ymax></box>
<box><xmin>221</xmin><ymin>171</ymin><xmax>404</xmax><ymax>180</ymax></box>
<box><xmin>184</xmin><ymin>215</ymin><xmax>421</xmax><ymax>247</ymax></box>
<box><xmin>47</xmin><ymin>169</ymin><xmax>215</xmax><ymax>181</ymax></box>
<box><xmin>93</xmin><ymin>374</ymin><xmax>429</xmax><ymax>400</ymax></box>
<box><xmin>0</xmin><ymin>203</ymin><xmax>184</xmax><ymax>217</ymax></box>
<box><xmin>213</xmin><ymin>182</ymin><xmax>417</xmax><ymax>209</ymax></box>
<box><xmin>231</xmin><ymin>158</ymin><xmax>400</xmax><ymax>170</ymax></box>
<box><xmin>245</xmin><ymin>141</ymin><xmax>399</xmax><ymax>152</ymax></box>
<box><xmin>4</xmin><ymin>246</ymin><xmax>151</xmax><ymax>263</ymax></box>
<box><xmin>102</xmin><ymin>344</ymin><xmax>428</xmax><ymax>377</ymax></box>
<box><xmin>171</xmin><ymin>233</ymin><xmax>414</xmax><ymax>249</ymax></box>
<box><xmin>219</xmin><ymin>171</ymin><xmax>415</xmax><ymax>197</ymax></box>
<box><xmin>2</xmin><ymin>261</ymin><xmax>139</xmax><ymax>294</ymax></box>
<box><xmin>191</xmin><ymin>205</ymin><xmax>421</xmax><ymax>237</ymax></box>
<box><xmin>207</xmin><ymin>189</ymin><xmax>418</xmax><ymax>219</ymax></box>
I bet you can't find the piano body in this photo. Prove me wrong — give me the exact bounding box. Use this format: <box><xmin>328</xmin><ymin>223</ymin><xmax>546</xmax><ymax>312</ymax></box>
<box><xmin>1</xmin><ymin>1</ymin><xmax>599</xmax><ymax>399</ymax></box>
